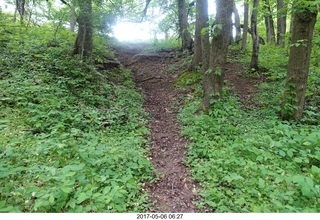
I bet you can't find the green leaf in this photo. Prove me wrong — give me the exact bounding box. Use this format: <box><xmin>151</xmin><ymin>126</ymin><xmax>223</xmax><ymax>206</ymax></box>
<box><xmin>230</xmin><ymin>173</ymin><xmax>244</xmax><ymax>181</ymax></box>
<box><xmin>275</xmin><ymin>176</ymin><xmax>283</xmax><ymax>184</ymax></box>
<box><xmin>303</xmin><ymin>141</ymin><xmax>312</xmax><ymax>146</ymax></box>
<box><xmin>66</xmin><ymin>171</ymin><xmax>76</xmax><ymax>177</ymax></box>
<box><xmin>301</xmin><ymin>186</ymin><xmax>314</xmax><ymax>198</ymax></box>
<box><xmin>66</xmin><ymin>198</ymin><xmax>76</xmax><ymax>209</ymax></box>
<box><xmin>292</xmin><ymin>175</ymin><xmax>304</xmax><ymax>184</ymax></box>
<box><xmin>206</xmin><ymin>201</ymin><xmax>217</xmax><ymax>207</ymax></box>
<box><xmin>287</xmin><ymin>150</ymin><xmax>294</xmax><ymax>158</ymax></box>
<box><xmin>253</xmin><ymin>206</ymin><xmax>260</xmax><ymax>212</ymax></box>
<box><xmin>49</xmin><ymin>195</ymin><xmax>55</xmax><ymax>203</ymax></box>
<box><xmin>311</xmin><ymin>165</ymin><xmax>320</xmax><ymax>173</ymax></box>
<box><xmin>294</xmin><ymin>158</ymin><xmax>302</xmax><ymax>163</ymax></box>
<box><xmin>0</xmin><ymin>201</ymin><xmax>6</xmax><ymax>209</ymax></box>
<box><xmin>279</xmin><ymin>150</ymin><xmax>286</xmax><ymax>157</ymax></box>
<box><xmin>34</xmin><ymin>200</ymin><xmax>43</xmax><ymax>210</ymax></box>
<box><xmin>305</xmin><ymin>177</ymin><xmax>314</xmax><ymax>187</ymax></box>
<box><xmin>235</xmin><ymin>198</ymin><xmax>245</xmax><ymax>206</ymax></box>
<box><xmin>76</xmin><ymin>193</ymin><xmax>90</xmax><ymax>204</ymax></box>
<box><xmin>60</xmin><ymin>186</ymin><xmax>72</xmax><ymax>194</ymax></box>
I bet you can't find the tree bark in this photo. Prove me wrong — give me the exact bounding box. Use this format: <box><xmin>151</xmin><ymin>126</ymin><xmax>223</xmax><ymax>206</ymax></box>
<box><xmin>241</xmin><ymin>3</ymin><xmax>249</xmax><ymax>51</ymax></box>
<box><xmin>73</xmin><ymin>0</ymin><xmax>93</xmax><ymax>60</ymax></box>
<box><xmin>280</xmin><ymin>3</ymin><xmax>317</xmax><ymax>120</ymax></box>
<box><xmin>277</xmin><ymin>0</ymin><xmax>287</xmax><ymax>47</ymax></box>
<box><xmin>15</xmin><ymin>0</ymin><xmax>26</xmax><ymax>24</ymax></box>
<box><xmin>233</xmin><ymin>2</ymin><xmax>241</xmax><ymax>44</ymax></box>
<box><xmin>178</xmin><ymin>0</ymin><xmax>193</xmax><ymax>52</ymax></box>
<box><xmin>200</xmin><ymin>0</ymin><xmax>209</xmax><ymax>74</ymax></box>
<box><xmin>188</xmin><ymin>0</ymin><xmax>202</xmax><ymax>69</ymax></box>
<box><xmin>250</xmin><ymin>0</ymin><xmax>260</xmax><ymax>70</ymax></box>
<box><xmin>189</xmin><ymin>0</ymin><xmax>208</xmax><ymax>70</ymax></box>
<box><xmin>264</xmin><ymin>0</ymin><xmax>275</xmax><ymax>43</ymax></box>
<box><xmin>70</xmin><ymin>0</ymin><xmax>76</xmax><ymax>32</ymax></box>
<box><xmin>199</xmin><ymin>0</ymin><xmax>233</xmax><ymax>111</ymax></box>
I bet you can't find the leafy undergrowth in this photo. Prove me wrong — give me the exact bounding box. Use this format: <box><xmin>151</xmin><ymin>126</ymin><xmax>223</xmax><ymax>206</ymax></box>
<box><xmin>179</xmin><ymin>90</ymin><xmax>320</xmax><ymax>212</ymax></box>
<box><xmin>178</xmin><ymin>45</ymin><xmax>320</xmax><ymax>212</ymax></box>
<box><xmin>0</xmin><ymin>22</ymin><xmax>153</xmax><ymax>212</ymax></box>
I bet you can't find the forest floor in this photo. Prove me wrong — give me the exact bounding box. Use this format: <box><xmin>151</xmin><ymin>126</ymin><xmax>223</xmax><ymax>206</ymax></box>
<box><xmin>113</xmin><ymin>43</ymin><xmax>266</xmax><ymax>213</ymax></box>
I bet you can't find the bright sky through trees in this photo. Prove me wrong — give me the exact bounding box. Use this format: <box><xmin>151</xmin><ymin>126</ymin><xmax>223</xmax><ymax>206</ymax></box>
<box><xmin>0</xmin><ymin>1</ymin><xmax>241</xmax><ymax>42</ymax></box>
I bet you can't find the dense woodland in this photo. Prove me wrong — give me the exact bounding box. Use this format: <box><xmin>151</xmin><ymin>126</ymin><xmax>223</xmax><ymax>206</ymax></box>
<box><xmin>0</xmin><ymin>0</ymin><xmax>320</xmax><ymax>213</ymax></box>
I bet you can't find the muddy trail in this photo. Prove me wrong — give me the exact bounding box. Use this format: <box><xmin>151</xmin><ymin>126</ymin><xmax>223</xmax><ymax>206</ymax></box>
<box><xmin>113</xmin><ymin>43</ymin><xmax>264</xmax><ymax>213</ymax></box>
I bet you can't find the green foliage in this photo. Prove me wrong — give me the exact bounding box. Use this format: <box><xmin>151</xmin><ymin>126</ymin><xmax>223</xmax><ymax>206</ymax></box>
<box><xmin>232</xmin><ymin>44</ymin><xmax>288</xmax><ymax>81</ymax></box>
<box><xmin>231</xmin><ymin>40</ymin><xmax>319</xmax><ymax>123</ymax></box>
<box><xmin>147</xmin><ymin>39</ymin><xmax>181</xmax><ymax>52</ymax></box>
<box><xmin>179</xmin><ymin>91</ymin><xmax>320</xmax><ymax>212</ymax></box>
<box><xmin>0</xmin><ymin>18</ymin><xmax>153</xmax><ymax>212</ymax></box>
<box><xmin>175</xmin><ymin>70</ymin><xmax>202</xmax><ymax>88</ymax></box>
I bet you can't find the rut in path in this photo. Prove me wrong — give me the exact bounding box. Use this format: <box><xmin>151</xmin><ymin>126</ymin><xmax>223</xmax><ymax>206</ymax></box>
<box><xmin>114</xmin><ymin>45</ymin><xmax>201</xmax><ymax>213</ymax></box>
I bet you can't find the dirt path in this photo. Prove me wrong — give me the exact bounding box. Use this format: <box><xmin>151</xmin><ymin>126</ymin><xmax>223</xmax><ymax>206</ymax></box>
<box><xmin>113</xmin><ymin>43</ymin><xmax>264</xmax><ymax>213</ymax></box>
<box><xmin>114</xmin><ymin>44</ymin><xmax>201</xmax><ymax>213</ymax></box>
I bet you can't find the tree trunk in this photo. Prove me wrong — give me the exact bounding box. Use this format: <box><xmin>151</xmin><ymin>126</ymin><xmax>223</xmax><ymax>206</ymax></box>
<box><xmin>277</xmin><ymin>0</ymin><xmax>287</xmax><ymax>47</ymax></box>
<box><xmin>199</xmin><ymin>0</ymin><xmax>233</xmax><ymax>111</ymax></box>
<box><xmin>70</xmin><ymin>0</ymin><xmax>76</xmax><ymax>32</ymax></box>
<box><xmin>73</xmin><ymin>0</ymin><xmax>93</xmax><ymax>60</ymax></box>
<box><xmin>241</xmin><ymin>2</ymin><xmax>249</xmax><ymax>51</ymax></box>
<box><xmin>264</xmin><ymin>0</ymin><xmax>275</xmax><ymax>43</ymax></box>
<box><xmin>200</xmin><ymin>0</ymin><xmax>209</xmax><ymax>74</ymax></box>
<box><xmin>15</xmin><ymin>0</ymin><xmax>26</xmax><ymax>24</ymax></box>
<box><xmin>250</xmin><ymin>0</ymin><xmax>260</xmax><ymax>70</ymax></box>
<box><xmin>280</xmin><ymin>3</ymin><xmax>317</xmax><ymax>120</ymax></box>
<box><xmin>189</xmin><ymin>0</ymin><xmax>208</xmax><ymax>70</ymax></box>
<box><xmin>178</xmin><ymin>0</ymin><xmax>193</xmax><ymax>52</ymax></box>
<box><xmin>188</xmin><ymin>0</ymin><xmax>202</xmax><ymax>69</ymax></box>
<box><xmin>233</xmin><ymin>2</ymin><xmax>241</xmax><ymax>44</ymax></box>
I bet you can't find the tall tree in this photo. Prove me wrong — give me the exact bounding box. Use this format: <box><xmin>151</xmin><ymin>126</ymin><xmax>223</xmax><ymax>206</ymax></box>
<box><xmin>250</xmin><ymin>0</ymin><xmax>260</xmax><ymax>70</ymax></box>
<box><xmin>73</xmin><ymin>0</ymin><xmax>93</xmax><ymax>59</ymax></box>
<box><xmin>241</xmin><ymin>2</ymin><xmax>249</xmax><ymax>51</ymax></box>
<box><xmin>70</xmin><ymin>0</ymin><xmax>76</xmax><ymax>32</ymax></box>
<box><xmin>264</xmin><ymin>0</ymin><xmax>275</xmax><ymax>43</ymax></box>
<box><xmin>199</xmin><ymin>0</ymin><xmax>234</xmax><ymax>110</ymax></box>
<box><xmin>178</xmin><ymin>0</ymin><xmax>193</xmax><ymax>52</ymax></box>
<box><xmin>189</xmin><ymin>0</ymin><xmax>202</xmax><ymax>69</ymax></box>
<box><xmin>280</xmin><ymin>1</ymin><xmax>317</xmax><ymax>120</ymax></box>
<box><xmin>200</xmin><ymin>0</ymin><xmax>209</xmax><ymax>74</ymax></box>
<box><xmin>233</xmin><ymin>2</ymin><xmax>241</xmax><ymax>44</ymax></box>
<box><xmin>189</xmin><ymin>0</ymin><xmax>208</xmax><ymax>70</ymax></box>
<box><xmin>277</xmin><ymin>0</ymin><xmax>287</xmax><ymax>47</ymax></box>
<box><xmin>14</xmin><ymin>0</ymin><xmax>26</xmax><ymax>23</ymax></box>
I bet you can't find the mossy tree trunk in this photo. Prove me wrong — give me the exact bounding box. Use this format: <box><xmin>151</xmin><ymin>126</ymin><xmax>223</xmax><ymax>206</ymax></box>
<box><xmin>280</xmin><ymin>2</ymin><xmax>317</xmax><ymax>120</ymax></box>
